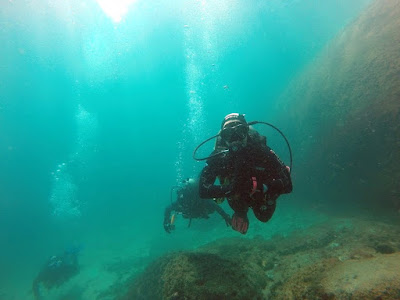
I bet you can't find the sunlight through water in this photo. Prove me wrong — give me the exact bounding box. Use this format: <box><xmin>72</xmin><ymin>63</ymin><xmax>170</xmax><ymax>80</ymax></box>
<box><xmin>96</xmin><ymin>0</ymin><xmax>137</xmax><ymax>23</ymax></box>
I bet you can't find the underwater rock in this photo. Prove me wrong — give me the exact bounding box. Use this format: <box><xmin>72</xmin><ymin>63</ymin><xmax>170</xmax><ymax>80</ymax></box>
<box><xmin>274</xmin><ymin>0</ymin><xmax>400</xmax><ymax>214</ymax></box>
<box><xmin>322</xmin><ymin>253</ymin><xmax>400</xmax><ymax>299</ymax></box>
<box><xmin>118</xmin><ymin>252</ymin><xmax>265</xmax><ymax>300</ymax></box>
<box><xmin>374</xmin><ymin>243</ymin><xmax>396</xmax><ymax>254</ymax></box>
<box><xmin>107</xmin><ymin>218</ymin><xmax>400</xmax><ymax>300</ymax></box>
<box><xmin>276</xmin><ymin>253</ymin><xmax>400</xmax><ymax>300</ymax></box>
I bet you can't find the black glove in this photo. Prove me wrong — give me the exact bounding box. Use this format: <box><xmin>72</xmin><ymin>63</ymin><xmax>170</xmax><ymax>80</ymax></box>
<box><xmin>163</xmin><ymin>222</ymin><xmax>175</xmax><ymax>233</ymax></box>
<box><xmin>262</xmin><ymin>180</ymin><xmax>284</xmax><ymax>203</ymax></box>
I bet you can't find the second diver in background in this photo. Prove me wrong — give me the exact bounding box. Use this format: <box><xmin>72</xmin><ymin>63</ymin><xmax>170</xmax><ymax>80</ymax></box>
<box><xmin>163</xmin><ymin>177</ymin><xmax>231</xmax><ymax>233</ymax></box>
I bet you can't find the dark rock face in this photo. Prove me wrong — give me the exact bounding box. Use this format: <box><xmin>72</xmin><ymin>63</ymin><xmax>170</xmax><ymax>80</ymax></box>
<box><xmin>275</xmin><ymin>0</ymin><xmax>400</xmax><ymax>214</ymax></box>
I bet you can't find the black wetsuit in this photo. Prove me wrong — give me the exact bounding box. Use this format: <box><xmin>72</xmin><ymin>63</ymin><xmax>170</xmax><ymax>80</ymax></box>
<box><xmin>164</xmin><ymin>182</ymin><xmax>230</xmax><ymax>225</ymax></box>
<box><xmin>32</xmin><ymin>251</ymin><xmax>79</xmax><ymax>300</ymax></box>
<box><xmin>199</xmin><ymin>130</ymin><xmax>292</xmax><ymax>222</ymax></box>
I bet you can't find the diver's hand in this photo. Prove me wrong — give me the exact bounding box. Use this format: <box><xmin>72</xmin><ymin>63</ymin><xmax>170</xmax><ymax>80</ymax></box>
<box><xmin>268</xmin><ymin>179</ymin><xmax>284</xmax><ymax>195</ymax></box>
<box><xmin>163</xmin><ymin>222</ymin><xmax>174</xmax><ymax>233</ymax></box>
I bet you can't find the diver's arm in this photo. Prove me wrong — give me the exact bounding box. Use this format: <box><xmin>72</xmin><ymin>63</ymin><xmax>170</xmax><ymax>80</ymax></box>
<box><xmin>265</xmin><ymin>148</ymin><xmax>292</xmax><ymax>194</ymax></box>
<box><xmin>210</xmin><ymin>201</ymin><xmax>230</xmax><ymax>219</ymax></box>
<box><xmin>163</xmin><ymin>201</ymin><xmax>179</xmax><ymax>233</ymax></box>
<box><xmin>199</xmin><ymin>164</ymin><xmax>230</xmax><ymax>198</ymax></box>
<box><xmin>206</xmin><ymin>200</ymin><xmax>231</xmax><ymax>226</ymax></box>
<box><xmin>32</xmin><ymin>277</ymin><xmax>41</xmax><ymax>300</ymax></box>
<box><xmin>164</xmin><ymin>201</ymin><xmax>178</xmax><ymax>222</ymax></box>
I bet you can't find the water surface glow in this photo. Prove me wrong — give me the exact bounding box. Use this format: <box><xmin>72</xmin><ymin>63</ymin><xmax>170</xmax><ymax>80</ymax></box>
<box><xmin>96</xmin><ymin>0</ymin><xmax>137</xmax><ymax>22</ymax></box>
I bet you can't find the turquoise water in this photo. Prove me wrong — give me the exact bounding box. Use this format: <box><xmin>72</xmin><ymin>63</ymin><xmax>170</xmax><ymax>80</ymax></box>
<box><xmin>0</xmin><ymin>0</ymin><xmax>373</xmax><ymax>298</ymax></box>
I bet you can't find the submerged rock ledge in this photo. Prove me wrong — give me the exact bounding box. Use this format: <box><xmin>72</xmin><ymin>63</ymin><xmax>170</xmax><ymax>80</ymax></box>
<box><xmin>107</xmin><ymin>217</ymin><xmax>400</xmax><ymax>299</ymax></box>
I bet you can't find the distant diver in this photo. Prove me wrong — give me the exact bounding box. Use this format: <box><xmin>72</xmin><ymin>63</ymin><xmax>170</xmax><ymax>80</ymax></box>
<box><xmin>32</xmin><ymin>246</ymin><xmax>81</xmax><ymax>300</ymax></box>
<box><xmin>194</xmin><ymin>113</ymin><xmax>293</xmax><ymax>234</ymax></box>
<box><xmin>164</xmin><ymin>177</ymin><xmax>231</xmax><ymax>233</ymax></box>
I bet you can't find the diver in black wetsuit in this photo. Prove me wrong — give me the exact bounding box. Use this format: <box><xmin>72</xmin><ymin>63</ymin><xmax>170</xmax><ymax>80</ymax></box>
<box><xmin>163</xmin><ymin>178</ymin><xmax>231</xmax><ymax>233</ymax></box>
<box><xmin>198</xmin><ymin>113</ymin><xmax>292</xmax><ymax>234</ymax></box>
<box><xmin>32</xmin><ymin>246</ymin><xmax>81</xmax><ymax>300</ymax></box>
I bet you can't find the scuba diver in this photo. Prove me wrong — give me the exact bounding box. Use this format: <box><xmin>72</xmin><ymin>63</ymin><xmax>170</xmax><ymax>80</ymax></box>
<box><xmin>195</xmin><ymin>113</ymin><xmax>293</xmax><ymax>234</ymax></box>
<box><xmin>163</xmin><ymin>177</ymin><xmax>232</xmax><ymax>233</ymax></box>
<box><xmin>32</xmin><ymin>246</ymin><xmax>81</xmax><ymax>300</ymax></box>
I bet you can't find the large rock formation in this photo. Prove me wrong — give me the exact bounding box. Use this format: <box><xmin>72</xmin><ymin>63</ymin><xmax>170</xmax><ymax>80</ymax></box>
<box><xmin>106</xmin><ymin>218</ymin><xmax>400</xmax><ymax>299</ymax></box>
<box><xmin>274</xmin><ymin>0</ymin><xmax>400</xmax><ymax>213</ymax></box>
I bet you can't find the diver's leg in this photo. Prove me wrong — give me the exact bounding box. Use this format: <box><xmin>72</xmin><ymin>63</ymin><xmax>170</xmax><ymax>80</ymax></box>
<box><xmin>32</xmin><ymin>278</ymin><xmax>41</xmax><ymax>300</ymax></box>
<box><xmin>253</xmin><ymin>196</ymin><xmax>277</xmax><ymax>223</ymax></box>
<box><xmin>228</xmin><ymin>196</ymin><xmax>250</xmax><ymax>234</ymax></box>
<box><xmin>227</xmin><ymin>195</ymin><xmax>249</xmax><ymax>214</ymax></box>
